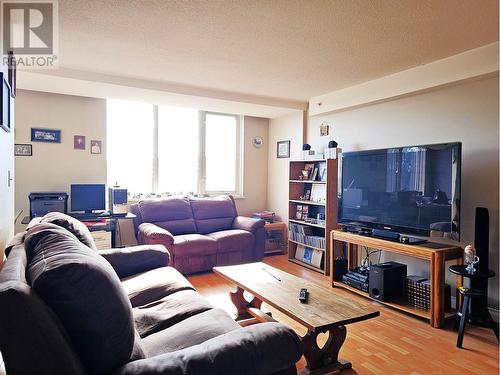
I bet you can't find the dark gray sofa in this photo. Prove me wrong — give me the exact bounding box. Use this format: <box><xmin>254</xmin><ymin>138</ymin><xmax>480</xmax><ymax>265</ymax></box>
<box><xmin>0</xmin><ymin>213</ymin><xmax>302</xmax><ymax>375</ymax></box>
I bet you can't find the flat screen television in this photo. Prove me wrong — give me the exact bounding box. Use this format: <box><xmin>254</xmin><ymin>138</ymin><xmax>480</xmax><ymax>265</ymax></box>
<box><xmin>339</xmin><ymin>142</ymin><xmax>461</xmax><ymax>240</ymax></box>
<box><xmin>71</xmin><ymin>184</ymin><xmax>106</xmax><ymax>213</ymax></box>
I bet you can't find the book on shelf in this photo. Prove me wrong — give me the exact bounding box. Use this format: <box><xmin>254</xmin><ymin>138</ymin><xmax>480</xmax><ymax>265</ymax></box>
<box><xmin>295</xmin><ymin>205</ymin><xmax>303</xmax><ymax>220</ymax></box>
<box><xmin>251</xmin><ymin>210</ymin><xmax>275</xmax><ymax>223</ymax></box>
<box><xmin>310</xmin><ymin>184</ymin><xmax>326</xmax><ymax>203</ymax></box>
<box><xmin>311</xmin><ymin>168</ymin><xmax>318</xmax><ymax>181</ymax></box>
<box><xmin>318</xmin><ymin>161</ymin><xmax>327</xmax><ymax>181</ymax></box>
<box><xmin>289</xmin><ymin>223</ymin><xmax>325</xmax><ymax>249</ymax></box>
<box><xmin>295</xmin><ymin>244</ymin><xmax>323</xmax><ymax>268</ymax></box>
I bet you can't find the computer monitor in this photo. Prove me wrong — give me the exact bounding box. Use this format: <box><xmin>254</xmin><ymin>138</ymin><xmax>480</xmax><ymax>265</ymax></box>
<box><xmin>70</xmin><ymin>184</ymin><xmax>106</xmax><ymax>213</ymax></box>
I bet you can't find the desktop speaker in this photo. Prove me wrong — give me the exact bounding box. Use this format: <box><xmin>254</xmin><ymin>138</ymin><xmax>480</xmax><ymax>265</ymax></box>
<box><xmin>108</xmin><ymin>187</ymin><xmax>128</xmax><ymax>215</ymax></box>
<box><xmin>369</xmin><ymin>261</ymin><xmax>407</xmax><ymax>302</ymax></box>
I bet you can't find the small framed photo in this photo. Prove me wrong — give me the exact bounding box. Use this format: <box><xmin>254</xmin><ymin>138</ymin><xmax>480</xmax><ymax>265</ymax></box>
<box><xmin>90</xmin><ymin>140</ymin><xmax>102</xmax><ymax>154</ymax></box>
<box><xmin>277</xmin><ymin>140</ymin><xmax>290</xmax><ymax>158</ymax></box>
<box><xmin>14</xmin><ymin>144</ymin><xmax>32</xmax><ymax>156</ymax></box>
<box><xmin>74</xmin><ymin>135</ymin><xmax>86</xmax><ymax>150</ymax></box>
<box><xmin>31</xmin><ymin>128</ymin><xmax>61</xmax><ymax>143</ymax></box>
<box><xmin>320</xmin><ymin>122</ymin><xmax>329</xmax><ymax>136</ymax></box>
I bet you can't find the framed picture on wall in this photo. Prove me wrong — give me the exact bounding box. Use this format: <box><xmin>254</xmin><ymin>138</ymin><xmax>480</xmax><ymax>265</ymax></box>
<box><xmin>0</xmin><ymin>73</ymin><xmax>12</xmax><ymax>133</ymax></box>
<box><xmin>31</xmin><ymin>128</ymin><xmax>61</xmax><ymax>143</ymax></box>
<box><xmin>14</xmin><ymin>144</ymin><xmax>32</xmax><ymax>156</ymax></box>
<box><xmin>277</xmin><ymin>140</ymin><xmax>290</xmax><ymax>158</ymax></box>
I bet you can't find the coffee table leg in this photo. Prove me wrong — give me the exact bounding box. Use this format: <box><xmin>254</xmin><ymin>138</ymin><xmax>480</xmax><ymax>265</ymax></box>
<box><xmin>230</xmin><ymin>286</ymin><xmax>262</xmax><ymax>319</ymax></box>
<box><xmin>301</xmin><ymin>326</ymin><xmax>352</xmax><ymax>375</ymax></box>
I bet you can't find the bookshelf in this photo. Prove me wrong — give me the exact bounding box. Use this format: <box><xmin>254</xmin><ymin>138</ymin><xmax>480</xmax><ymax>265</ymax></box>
<box><xmin>288</xmin><ymin>159</ymin><xmax>338</xmax><ymax>275</ymax></box>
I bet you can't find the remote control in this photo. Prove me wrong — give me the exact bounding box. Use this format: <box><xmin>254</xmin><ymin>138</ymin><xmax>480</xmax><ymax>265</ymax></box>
<box><xmin>299</xmin><ymin>288</ymin><xmax>308</xmax><ymax>303</ymax></box>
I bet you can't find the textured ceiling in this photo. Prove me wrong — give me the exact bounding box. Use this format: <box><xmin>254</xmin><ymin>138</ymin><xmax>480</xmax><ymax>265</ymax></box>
<box><xmin>57</xmin><ymin>0</ymin><xmax>499</xmax><ymax>101</ymax></box>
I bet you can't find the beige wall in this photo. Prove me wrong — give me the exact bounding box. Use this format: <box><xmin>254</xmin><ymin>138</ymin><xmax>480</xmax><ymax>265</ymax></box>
<box><xmin>267</xmin><ymin>76</ymin><xmax>499</xmax><ymax>309</ymax></box>
<box><xmin>236</xmin><ymin>116</ymin><xmax>269</xmax><ymax>215</ymax></box>
<box><xmin>14</xmin><ymin>90</ymin><xmax>107</xmax><ymax>233</ymax></box>
<box><xmin>267</xmin><ymin>111</ymin><xmax>303</xmax><ymax>222</ymax></box>
<box><xmin>0</xmin><ymin>66</ymin><xmax>14</xmax><ymax>263</ymax></box>
<box><xmin>14</xmin><ymin>90</ymin><xmax>269</xmax><ymax>241</ymax></box>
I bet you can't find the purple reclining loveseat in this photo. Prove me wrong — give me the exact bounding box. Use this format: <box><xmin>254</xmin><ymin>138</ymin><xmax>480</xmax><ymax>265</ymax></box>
<box><xmin>131</xmin><ymin>195</ymin><xmax>266</xmax><ymax>274</ymax></box>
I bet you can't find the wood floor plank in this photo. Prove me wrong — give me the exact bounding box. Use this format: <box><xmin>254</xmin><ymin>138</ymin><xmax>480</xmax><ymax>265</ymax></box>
<box><xmin>188</xmin><ymin>255</ymin><xmax>499</xmax><ymax>374</ymax></box>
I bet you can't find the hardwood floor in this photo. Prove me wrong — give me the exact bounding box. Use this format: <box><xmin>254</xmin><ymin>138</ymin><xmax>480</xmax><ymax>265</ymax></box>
<box><xmin>188</xmin><ymin>255</ymin><xmax>499</xmax><ymax>375</ymax></box>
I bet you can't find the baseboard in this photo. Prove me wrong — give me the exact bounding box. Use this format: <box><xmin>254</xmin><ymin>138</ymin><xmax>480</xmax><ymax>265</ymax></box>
<box><xmin>450</xmin><ymin>297</ymin><xmax>498</xmax><ymax>323</ymax></box>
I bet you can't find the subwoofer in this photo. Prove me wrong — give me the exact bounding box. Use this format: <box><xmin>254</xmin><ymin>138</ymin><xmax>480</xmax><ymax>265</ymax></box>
<box><xmin>369</xmin><ymin>262</ymin><xmax>407</xmax><ymax>302</ymax></box>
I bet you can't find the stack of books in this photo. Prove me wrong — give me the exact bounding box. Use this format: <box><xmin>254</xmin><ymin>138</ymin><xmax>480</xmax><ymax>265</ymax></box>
<box><xmin>251</xmin><ymin>211</ymin><xmax>275</xmax><ymax>223</ymax></box>
<box><xmin>289</xmin><ymin>223</ymin><xmax>325</xmax><ymax>249</ymax></box>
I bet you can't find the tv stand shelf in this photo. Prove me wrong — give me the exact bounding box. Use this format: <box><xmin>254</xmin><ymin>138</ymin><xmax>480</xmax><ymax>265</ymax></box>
<box><xmin>330</xmin><ymin>230</ymin><xmax>463</xmax><ymax>328</ymax></box>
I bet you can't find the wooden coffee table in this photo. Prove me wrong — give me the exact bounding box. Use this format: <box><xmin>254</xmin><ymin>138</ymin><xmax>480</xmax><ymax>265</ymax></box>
<box><xmin>214</xmin><ymin>262</ymin><xmax>379</xmax><ymax>374</ymax></box>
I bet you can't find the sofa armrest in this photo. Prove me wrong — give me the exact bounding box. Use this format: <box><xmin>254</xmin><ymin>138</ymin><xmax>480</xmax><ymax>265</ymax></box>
<box><xmin>115</xmin><ymin>322</ymin><xmax>302</xmax><ymax>375</ymax></box>
<box><xmin>138</xmin><ymin>223</ymin><xmax>175</xmax><ymax>246</ymax></box>
<box><xmin>232</xmin><ymin>216</ymin><xmax>265</xmax><ymax>233</ymax></box>
<box><xmin>99</xmin><ymin>245</ymin><xmax>170</xmax><ymax>278</ymax></box>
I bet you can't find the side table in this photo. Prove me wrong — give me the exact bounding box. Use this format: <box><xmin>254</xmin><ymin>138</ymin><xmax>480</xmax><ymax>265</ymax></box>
<box><xmin>449</xmin><ymin>264</ymin><xmax>498</xmax><ymax>348</ymax></box>
<box><xmin>264</xmin><ymin>222</ymin><xmax>287</xmax><ymax>256</ymax></box>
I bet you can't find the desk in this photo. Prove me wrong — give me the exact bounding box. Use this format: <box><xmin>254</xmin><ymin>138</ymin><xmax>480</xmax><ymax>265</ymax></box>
<box><xmin>71</xmin><ymin>213</ymin><xmax>136</xmax><ymax>248</ymax></box>
<box><xmin>21</xmin><ymin>213</ymin><xmax>136</xmax><ymax>248</ymax></box>
<box><xmin>331</xmin><ymin>230</ymin><xmax>463</xmax><ymax>328</ymax></box>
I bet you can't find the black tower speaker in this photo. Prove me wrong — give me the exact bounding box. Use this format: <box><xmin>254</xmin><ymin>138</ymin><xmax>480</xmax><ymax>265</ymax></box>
<box><xmin>369</xmin><ymin>262</ymin><xmax>407</xmax><ymax>302</ymax></box>
<box><xmin>470</xmin><ymin>207</ymin><xmax>489</xmax><ymax>318</ymax></box>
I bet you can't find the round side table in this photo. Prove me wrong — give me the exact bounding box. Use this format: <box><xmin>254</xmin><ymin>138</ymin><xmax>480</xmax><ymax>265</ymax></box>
<box><xmin>449</xmin><ymin>265</ymin><xmax>498</xmax><ymax>348</ymax></box>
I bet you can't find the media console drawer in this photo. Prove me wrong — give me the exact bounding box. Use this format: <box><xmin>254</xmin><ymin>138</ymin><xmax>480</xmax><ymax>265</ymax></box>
<box><xmin>91</xmin><ymin>230</ymin><xmax>112</xmax><ymax>250</ymax></box>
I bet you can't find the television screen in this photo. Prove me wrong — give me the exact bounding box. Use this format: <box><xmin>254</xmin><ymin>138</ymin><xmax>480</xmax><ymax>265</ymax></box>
<box><xmin>339</xmin><ymin>143</ymin><xmax>461</xmax><ymax>239</ymax></box>
<box><xmin>71</xmin><ymin>184</ymin><xmax>106</xmax><ymax>213</ymax></box>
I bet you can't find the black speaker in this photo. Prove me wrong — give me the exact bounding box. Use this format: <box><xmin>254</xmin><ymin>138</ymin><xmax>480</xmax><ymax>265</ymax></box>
<box><xmin>333</xmin><ymin>258</ymin><xmax>348</xmax><ymax>281</ymax></box>
<box><xmin>470</xmin><ymin>207</ymin><xmax>489</xmax><ymax>317</ymax></box>
<box><xmin>369</xmin><ymin>262</ymin><xmax>407</xmax><ymax>302</ymax></box>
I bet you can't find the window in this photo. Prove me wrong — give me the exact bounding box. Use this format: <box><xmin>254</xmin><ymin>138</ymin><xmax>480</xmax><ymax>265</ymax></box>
<box><xmin>107</xmin><ymin>100</ymin><xmax>154</xmax><ymax>194</ymax></box>
<box><xmin>202</xmin><ymin>112</ymin><xmax>241</xmax><ymax>194</ymax></box>
<box><xmin>107</xmin><ymin>100</ymin><xmax>243</xmax><ymax>198</ymax></box>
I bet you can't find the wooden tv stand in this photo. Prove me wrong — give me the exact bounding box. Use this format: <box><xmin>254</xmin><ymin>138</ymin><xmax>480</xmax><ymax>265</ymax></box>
<box><xmin>330</xmin><ymin>230</ymin><xmax>463</xmax><ymax>328</ymax></box>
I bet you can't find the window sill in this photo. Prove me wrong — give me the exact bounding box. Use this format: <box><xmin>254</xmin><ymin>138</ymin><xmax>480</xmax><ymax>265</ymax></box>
<box><xmin>126</xmin><ymin>193</ymin><xmax>245</xmax><ymax>205</ymax></box>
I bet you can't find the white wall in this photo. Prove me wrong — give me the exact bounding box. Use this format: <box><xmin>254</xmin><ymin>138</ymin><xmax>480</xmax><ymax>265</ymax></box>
<box><xmin>267</xmin><ymin>111</ymin><xmax>303</xmax><ymax>222</ymax></box>
<box><xmin>305</xmin><ymin>76</ymin><xmax>498</xmax><ymax>309</ymax></box>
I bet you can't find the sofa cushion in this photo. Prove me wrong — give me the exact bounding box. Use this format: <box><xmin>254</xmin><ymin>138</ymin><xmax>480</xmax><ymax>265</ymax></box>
<box><xmin>172</xmin><ymin>234</ymin><xmax>218</xmax><ymax>257</ymax></box>
<box><xmin>122</xmin><ymin>266</ymin><xmax>195</xmax><ymax>308</ymax></box>
<box><xmin>190</xmin><ymin>195</ymin><xmax>237</xmax><ymax>234</ymax></box>
<box><xmin>38</xmin><ymin>212</ymin><xmax>97</xmax><ymax>250</ymax></box>
<box><xmin>207</xmin><ymin>229</ymin><xmax>255</xmax><ymax>254</ymax></box>
<box><xmin>136</xmin><ymin>198</ymin><xmax>197</xmax><ymax>235</ymax></box>
<box><xmin>24</xmin><ymin>223</ymin><xmax>143</xmax><ymax>375</ymax></box>
<box><xmin>134</xmin><ymin>289</ymin><xmax>213</xmax><ymax>338</ymax></box>
<box><xmin>0</xmin><ymin>245</ymin><xmax>87</xmax><ymax>375</ymax></box>
<box><xmin>141</xmin><ymin>308</ymin><xmax>240</xmax><ymax>357</ymax></box>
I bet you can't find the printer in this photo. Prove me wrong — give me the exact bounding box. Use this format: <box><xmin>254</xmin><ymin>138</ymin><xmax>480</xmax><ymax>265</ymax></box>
<box><xmin>29</xmin><ymin>192</ymin><xmax>68</xmax><ymax>219</ymax></box>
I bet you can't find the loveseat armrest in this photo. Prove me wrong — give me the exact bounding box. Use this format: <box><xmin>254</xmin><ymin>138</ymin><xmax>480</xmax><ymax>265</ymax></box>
<box><xmin>115</xmin><ymin>322</ymin><xmax>302</xmax><ymax>375</ymax></box>
<box><xmin>138</xmin><ymin>223</ymin><xmax>175</xmax><ymax>246</ymax></box>
<box><xmin>99</xmin><ymin>245</ymin><xmax>170</xmax><ymax>278</ymax></box>
<box><xmin>232</xmin><ymin>216</ymin><xmax>265</xmax><ymax>233</ymax></box>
